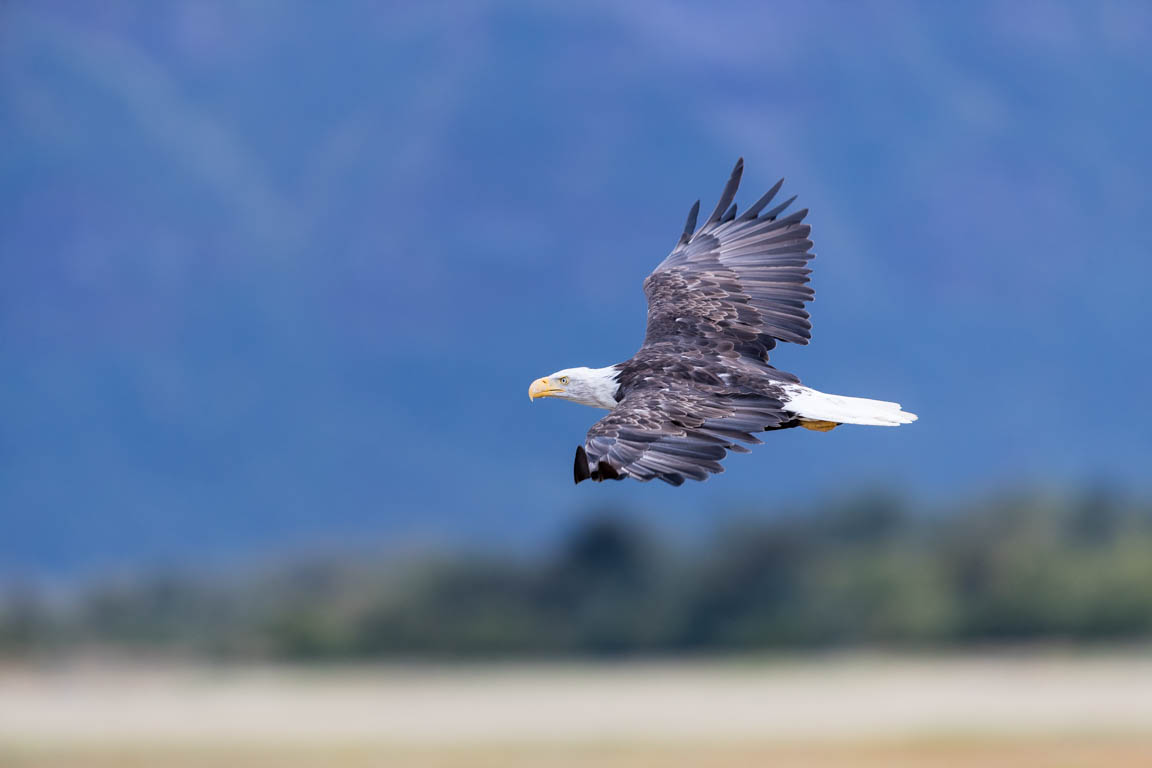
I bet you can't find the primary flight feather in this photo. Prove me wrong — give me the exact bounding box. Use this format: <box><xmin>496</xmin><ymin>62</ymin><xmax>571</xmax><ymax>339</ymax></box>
<box><xmin>529</xmin><ymin>159</ymin><xmax>917</xmax><ymax>486</ymax></box>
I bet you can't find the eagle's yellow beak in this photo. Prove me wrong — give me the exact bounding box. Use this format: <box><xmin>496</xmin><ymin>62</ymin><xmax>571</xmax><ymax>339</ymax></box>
<box><xmin>529</xmin><ymin>377</ymin><xmax>561</xmax><ymax>401</ymax></box>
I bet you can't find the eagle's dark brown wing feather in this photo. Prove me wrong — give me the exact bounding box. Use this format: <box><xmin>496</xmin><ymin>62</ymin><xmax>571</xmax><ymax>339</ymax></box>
<box><xmin>578</xmin><ymin>159</ymin><xmax>815</xmax><ymax>485</ymax></box>
<box><xmin>644</xmin><ymin>158</ymin><xmax>815</xmax><ymax>362</ymax></box>
<box><xmin>580</xmin><ymin>383</ymin><xmax>789</xmax><ymax>486</ymax></box>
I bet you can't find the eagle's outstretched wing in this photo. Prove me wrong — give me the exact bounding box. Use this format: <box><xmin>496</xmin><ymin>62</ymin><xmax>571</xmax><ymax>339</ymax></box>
<box><xmin>575</xmin><ymin>160</ymin><xmax>816</xmax><ymax>485</ymax></box>
<box><xmin>643</xmin><ymin>158</ymin><xmax>815</xmax><ymax>363</ymax></box>
<box><xmin>577</xmin><ymin>384</ymin><xmax>789</xmax><ymax>486</ymax></box>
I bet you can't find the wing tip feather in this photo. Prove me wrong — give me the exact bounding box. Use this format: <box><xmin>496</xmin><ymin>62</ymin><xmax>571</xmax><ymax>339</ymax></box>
<box><xmin>574</xmin><ymin>446</ymin><xmax>591</xmax><ymax>484</ymax></box>
<box><xmin>705</xmin><ymin>157</ymin><xmax>745</xmax><ymax>226</ymax></box>
<box><xmin>678</xmin><ymin>200</ymin><xmax>701</xmax><ymax>246</ymax></box>
<box><xmin>739</xmin><ymin>177</ymin><xmax>786</xmax><ymax>221</ymax></box>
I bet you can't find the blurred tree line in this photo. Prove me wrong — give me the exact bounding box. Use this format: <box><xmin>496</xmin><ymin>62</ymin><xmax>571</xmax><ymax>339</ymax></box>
<box><xmin>4</xmin><ymin>489</ymin><xmax>1152</xmax><ymax>659</ymax></box>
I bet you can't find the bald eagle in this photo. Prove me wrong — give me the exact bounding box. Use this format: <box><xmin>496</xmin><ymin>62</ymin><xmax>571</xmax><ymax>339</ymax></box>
<box><xmin>530</xmin><ymin>159</ymin><xmax>917</xmax><ymax>486</ymax></box>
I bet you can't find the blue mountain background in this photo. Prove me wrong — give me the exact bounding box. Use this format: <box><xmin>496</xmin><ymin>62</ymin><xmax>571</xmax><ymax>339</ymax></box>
<box><xmin>2</xmin><ymin>1</ymin><xmax>1150</xmax><ymax>575</ymax></box>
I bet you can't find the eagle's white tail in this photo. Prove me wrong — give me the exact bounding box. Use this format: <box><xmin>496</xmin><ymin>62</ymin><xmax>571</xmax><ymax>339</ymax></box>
<box><xmin>782</xmin><ymin>385</ymin><xmax>918</xmax><ymax>427</ymax></box>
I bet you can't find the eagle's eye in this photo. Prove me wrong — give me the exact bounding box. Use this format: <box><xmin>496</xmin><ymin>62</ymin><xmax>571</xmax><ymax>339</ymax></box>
<box><xmin>559</xmin><ymin>376</ymin><xmax>569</xmax><ymax>385</ymax></box>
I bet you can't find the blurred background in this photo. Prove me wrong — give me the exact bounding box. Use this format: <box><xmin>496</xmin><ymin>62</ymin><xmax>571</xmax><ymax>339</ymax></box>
<box><xmin>2</xmin><ymin>1</ymin><xmax>1152</xmax><ymax>766</ymax></box>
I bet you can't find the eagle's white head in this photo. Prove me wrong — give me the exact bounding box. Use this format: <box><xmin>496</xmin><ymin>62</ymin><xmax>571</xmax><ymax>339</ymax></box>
<box><xmin>529</xmin><ymin>366</ymin><xmax>620</xmax><ymax>409</ymax></box>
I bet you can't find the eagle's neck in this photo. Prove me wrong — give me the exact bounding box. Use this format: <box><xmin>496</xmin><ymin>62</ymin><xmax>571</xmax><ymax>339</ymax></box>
<box><xmin>572</xmin><ymin>365</ymin><xmax>622</xmax><ymax>409</ymax></box>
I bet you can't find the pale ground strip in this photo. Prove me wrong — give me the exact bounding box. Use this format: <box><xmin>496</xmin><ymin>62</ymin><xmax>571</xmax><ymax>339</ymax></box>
<box><xmin>2</xmin><ymin>653</ymin><xmax>1152</xmax><ymax>766</ymax></box>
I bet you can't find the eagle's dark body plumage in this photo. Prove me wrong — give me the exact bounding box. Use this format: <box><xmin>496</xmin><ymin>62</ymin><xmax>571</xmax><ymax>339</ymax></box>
<box><xmin>576</xmin><ymin>159</ymin><xmax>818</xmax><ymax>486</ymax></box>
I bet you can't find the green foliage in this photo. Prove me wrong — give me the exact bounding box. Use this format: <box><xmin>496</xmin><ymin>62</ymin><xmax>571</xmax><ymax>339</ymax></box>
<box><xmin>4</xmin><ymin>491</ymin><xmax>1152</xmax><ymax>659</ymax></box>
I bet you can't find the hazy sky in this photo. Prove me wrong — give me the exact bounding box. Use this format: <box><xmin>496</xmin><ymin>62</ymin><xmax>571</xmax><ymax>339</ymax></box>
<box><xmin>2</xmin><ymin>1</ymin><xmax>1151</xmax><ymax>574</ymax></box>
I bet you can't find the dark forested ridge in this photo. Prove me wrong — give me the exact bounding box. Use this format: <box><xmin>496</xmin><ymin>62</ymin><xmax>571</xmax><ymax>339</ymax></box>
<box><xmin>4</xmin><ymin>490</ymin><xmax>1152</xmax><ymax>659</ymax></box>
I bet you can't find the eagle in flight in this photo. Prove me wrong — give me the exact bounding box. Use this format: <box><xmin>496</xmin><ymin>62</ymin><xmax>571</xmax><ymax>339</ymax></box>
<box><xmin>529</xmin><ymin>159</ymin><xmax>916</xmax><ymax>485</ymax></box>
